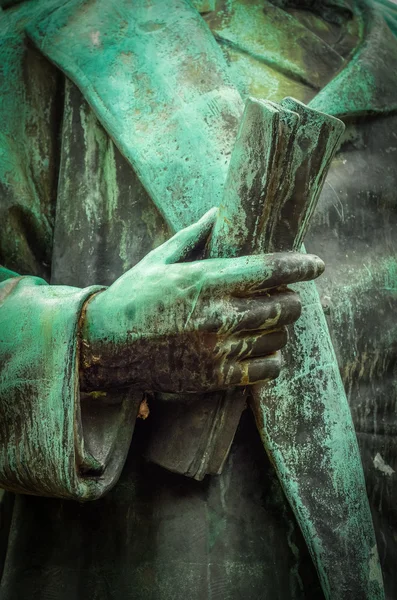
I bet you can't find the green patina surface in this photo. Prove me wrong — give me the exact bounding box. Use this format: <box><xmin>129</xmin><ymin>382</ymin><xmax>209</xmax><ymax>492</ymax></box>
<box><xmin>0</xmin><ymin>275</ymin><xmax>107</xmax><ymax>498</ymax></box>
<box><xmin>255</xmin><ymin>278</ymin><xmax>385</xmax><ymax>598</ymax></box>
<box><xmin>1</xmin><ymin>0</ymin><xmax>397</xmax><ymax>598</ymax></box>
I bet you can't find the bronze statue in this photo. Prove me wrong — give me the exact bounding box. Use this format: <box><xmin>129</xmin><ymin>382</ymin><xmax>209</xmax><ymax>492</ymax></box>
<box><xmin>0</xmin><ymin>0</ymin><xmax>396</xmax><ymax>598</ymax></box>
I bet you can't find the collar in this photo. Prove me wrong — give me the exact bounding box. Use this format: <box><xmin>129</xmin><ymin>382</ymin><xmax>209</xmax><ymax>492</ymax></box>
<box><xmin>310</xmin><ymin>0</ymin><xmax>397</xmax><ymax>117</ymax></box>
<box><xmin>194</xmin><ymin>0</ymin><xmax>397</xmax><ymax>117</ymax></box>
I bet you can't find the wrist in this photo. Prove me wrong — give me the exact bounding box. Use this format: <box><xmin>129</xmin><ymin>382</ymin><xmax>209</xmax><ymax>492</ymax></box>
<box><xmin>78</xmin><ymin>289</ymin><xmax>107</xmax><ymax>389</ymax></box>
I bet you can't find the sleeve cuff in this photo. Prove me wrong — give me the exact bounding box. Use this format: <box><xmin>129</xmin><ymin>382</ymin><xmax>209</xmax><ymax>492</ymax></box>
<box><xmin>0</xmin><ymin>276</ymin><xmax>140</xmax><ymax>500</ymax></box>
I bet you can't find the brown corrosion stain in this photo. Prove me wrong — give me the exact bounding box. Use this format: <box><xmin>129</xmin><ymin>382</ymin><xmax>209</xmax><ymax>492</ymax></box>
<box><xmin>137</xmin><ymin>397</ymin><xmax>150</xmax><ymax>420</ymax></box>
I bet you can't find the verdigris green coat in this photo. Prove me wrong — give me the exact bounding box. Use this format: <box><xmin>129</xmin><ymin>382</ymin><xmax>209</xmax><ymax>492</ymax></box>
<box><xmin>0</xmin><ymin>0</ymin><xmax>396</xmax><ymax>599</ymax></box>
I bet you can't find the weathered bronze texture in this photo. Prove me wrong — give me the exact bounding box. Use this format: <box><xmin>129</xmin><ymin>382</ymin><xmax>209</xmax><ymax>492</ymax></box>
<box><xmin>0</xmin><ymin>0</ymin><xmax>396</xmax><ymax>599</ymax></box>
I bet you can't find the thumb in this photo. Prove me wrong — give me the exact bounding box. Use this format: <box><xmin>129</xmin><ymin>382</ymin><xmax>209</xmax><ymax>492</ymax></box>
<box><xmin>148</xmin><ymin>207</ymin><xmax>218</xmax><ymax>264</ymax></box>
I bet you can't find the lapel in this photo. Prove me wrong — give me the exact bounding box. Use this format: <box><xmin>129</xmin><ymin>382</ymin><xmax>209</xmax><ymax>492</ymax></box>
<box><xmin>27</xmin><ymin>0</ymin><xmax>244</xmax><ymax>233</ymax></box>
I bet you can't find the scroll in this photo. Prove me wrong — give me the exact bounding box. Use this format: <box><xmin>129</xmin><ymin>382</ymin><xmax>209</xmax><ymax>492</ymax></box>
<box><xmin>146</xmin><ymin>96</ymin><xmax>343</xmax><ymax>479</ymax></box>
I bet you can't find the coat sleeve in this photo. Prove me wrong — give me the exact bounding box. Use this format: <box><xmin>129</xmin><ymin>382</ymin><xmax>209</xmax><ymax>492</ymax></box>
<box><xmin>0</xmin><ymin>5</ymin><xmax>141</xmax><ymax>501</ymax></box>
<box><xmin>0</xmin><ymin>268</ymin><xmax>140</xmax><ymax>500</ymax></box>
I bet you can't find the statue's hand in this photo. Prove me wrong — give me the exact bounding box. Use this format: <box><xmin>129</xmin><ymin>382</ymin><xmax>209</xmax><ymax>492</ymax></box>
<box><xmin>80</xmin><ymin>209</ymin><xmax>324</xmax><ymax>393</ymax></box>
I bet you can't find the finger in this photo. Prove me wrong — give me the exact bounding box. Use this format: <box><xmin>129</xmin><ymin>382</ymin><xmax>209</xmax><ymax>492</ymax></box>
<box><xmin>230</xmin><ymin>291</ymin><xmax>301</xmax><ymax>332</ymax></box>
<box><xmin>221</xmin><ymin>353</ymin><xmax>282</xmax><ymax>386</ymax></box>
<box><xmin>203</xmin><ymin>252</ymin><xmax>324</xmax><ymax>295</ymax></box>
<box><xmin>219</xmin><ymin>328</ymin><xmax>288</xmax><ymax>360</ymax></box>
<box><xmin>199</xmin><ymin>290</ymin><xmax>301</xmax><ymax>333</ymax></box>
<box><xmin>147</xmin><ymin>207</ymin><xmax>218</xmax><ymax>265</ymax></box>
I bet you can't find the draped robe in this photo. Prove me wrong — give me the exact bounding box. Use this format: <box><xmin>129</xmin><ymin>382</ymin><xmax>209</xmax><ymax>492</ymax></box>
<box><xmin>0</xmin><ymin>0</ymin><xmax>397</xmax><ymax>598</ymax></box>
